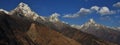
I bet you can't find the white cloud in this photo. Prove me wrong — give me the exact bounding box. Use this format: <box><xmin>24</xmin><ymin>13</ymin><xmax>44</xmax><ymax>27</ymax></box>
<box><xmin>98</xmin><ymin>7</ymin><xmax>115</xmax><ymax>15</ymax></box>
<box><xmin>113</xmin><ymin>2</ymin><xmax>120</xmax><ymax>8</ymax></box>
<box><xmin>91</xmin><ymin>6</ymin><xmax>100</xmax><ymax>11</ymax></box>
<box><xmin>63</xmin><ymin>6</ymin><xmax>117</xmax><ymax>18</ymax></box>
<box><xmin>79</xmin><ymin>8</ymin><xmax>91</xmax><ymax>15</ymax></box>
<box><xmin>63</xmin><ymin>8</ymin><xmax>91</xmax><ymax>18</ymax></box>
<box><xmin>63</xmin><ymin>14</ymin><xmax>79</xmax><ymax>18</ymax></box>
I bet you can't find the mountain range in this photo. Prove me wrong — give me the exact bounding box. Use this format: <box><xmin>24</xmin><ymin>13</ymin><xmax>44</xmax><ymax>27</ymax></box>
<box><xmin>71</xmin><ymin>18</ymin><xmax>120</xmax><ymax>44</ymax></box>
<box><xmin>0</xmin><ymin>2</ymin><xmax>119</xmax><ymax>45</ymax></box>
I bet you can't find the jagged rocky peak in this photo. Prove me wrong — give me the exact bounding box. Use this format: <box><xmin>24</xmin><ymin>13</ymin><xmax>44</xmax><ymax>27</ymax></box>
<box><xmin>71</xmin><ymin>18</ymin><xmax>98</xmax><ymax>29</ymax></box>
<box><xmin>79</xmin><ymin>18</ymin><xmax>101</xmax><ymax>28</ymax></box>
<box><xmin>9</xmin><ymin>2</ymin><xmax>33</xmax><ymax>16</ymax></box>
<box><xmin>16</xmin><ymin>2</ymin><xmax>31</xmax><ymax>11</ymax></box>
<box><xmin>84</xmin><ymin>18</ymin><xmax>99</xmax><ymax>26</ymax></box>
<box><xmin>88</xmin><ymin>18</ymin><xmax>96</xmax><ymax>24</ymax></box>
<box><xmin>9</xmin><ymin>2</ymin><xmax>46</xmax><ymax>21</ymax></box>
<box><xmin>49</xmin><ymin>13</ymin><xmax>60</xmax><ymax>22</ymax></box>
<box><xmin>0</xmin><ymin>9</ymin><xmax>9</xmax><ymax>14</ymax></box>
<box><xmin>14</xmin><ymin>2</ymin><xmax>32</xmax><ymax>15</ymax></box>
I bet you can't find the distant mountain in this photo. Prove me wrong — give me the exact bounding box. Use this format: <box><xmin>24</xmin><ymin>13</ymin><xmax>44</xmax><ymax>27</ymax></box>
<box><xmin>9</xmin><ymin>2</ymin><xmax>46</xmax><ymax>21</ymax></box>
<box><xmin>48</xmin><ymin>19</ymin><xmax>119</xmax><ymax>45</ymax></box>
<box><xmin>72</xmin><ymin>18</ymin><xmax>120</xmax><ymax>44</ymax></box>
<box><xmin>0</xmin><ymin>11</ymin><xmax>82</xmax><ymax>45</ymax></box>
<box><xmin>0</xmin><ymin>2</ymin><xmax>119</xmax><ymax>45</ymax></box>
<box><xmin>49</xmin><ymin>13</ymin><xmax>60</xmax><ymax>22</ymax></box>
<box><xmin>117</xmin><ymin>27</ymin><xmax>120</xmax><ymax>30</ymax></box>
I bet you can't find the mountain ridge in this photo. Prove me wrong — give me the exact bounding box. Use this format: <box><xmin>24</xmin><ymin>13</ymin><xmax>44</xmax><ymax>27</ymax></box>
<box><xmin>0</xmin><ymin>2</ymin><xmax>119</xmax><ymax>45</ymax></box>
<box><xmin>72</xmin><ymin>18</ymin><xmax>120</xmax><ymax>44</ymax></box>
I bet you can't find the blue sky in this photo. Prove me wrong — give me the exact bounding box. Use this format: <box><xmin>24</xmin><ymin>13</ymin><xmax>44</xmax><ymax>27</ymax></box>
<box><xmin>0</xmin><ymin>0</ymin><xmax>120</xmax><ymax>27</ymax></box>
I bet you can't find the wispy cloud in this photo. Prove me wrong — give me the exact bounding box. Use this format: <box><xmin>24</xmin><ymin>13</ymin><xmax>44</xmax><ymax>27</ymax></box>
<box><xmin>63</xmin><ymin>8</ymin><xmax>91</xmax><ymax>18</ymax></box>
<box><xmin>100</xmin><ymin>16</ymin><xmax>111</xmax><ymax>21</ymax></box>
<box><xmin>113</xmin><ymin>2</ymin><xmax>120</xmax><ymax>8</ymax></box>
<box><xmin>63</xmin><ymin>14</ymin><xmax>79</xmax><ymax>18</ymax></box>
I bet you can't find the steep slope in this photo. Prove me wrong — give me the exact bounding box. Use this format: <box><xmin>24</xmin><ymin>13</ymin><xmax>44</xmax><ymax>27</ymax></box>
<box><xmin>31</xmin><ymin>11</ymin><xmax>119</xmax><ymax>45</ymax></box>
<box><xmin>0</xmin><ymin>2</ymin><xmax>119</xmax><ymax>45</ymax></box>
<box><xmin>78</xmin><ymin>18</ymin><xmax>120</xmax><ymax>44</ymax></box>
<box><xmin>27</xmin><ymin>23</ymin><xmax>81</xmax><ymax>45</ymax></box>
<box><xmin>45</xmin><ymin>18</ymin><xmax>118</xmax><ymax>45</ymax></box>
<box><xmin>0</xmin><ymin>11</ymin><xmax>33</xmax><ymax>45</ymax></box>
<box><xmin>0</xmin><ymin>11</ymin><xmax>81</xmax><ymax>45</ymax></box>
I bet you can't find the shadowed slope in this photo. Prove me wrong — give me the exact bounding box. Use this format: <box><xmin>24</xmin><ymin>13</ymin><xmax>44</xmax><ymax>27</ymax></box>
<box><xmin>48</xmin><ymin>21</ymin><xmax>118</xmax><ymax>45</ymax></box>
<box><xmin>27</xmin><ymin>23</ymin><xmax>81</xmax><ymax>45</ymax></box>
<box><xmin>0</xmin><ymin>11</ymin><xmax>81</xmax><ymax>45</ymax></box>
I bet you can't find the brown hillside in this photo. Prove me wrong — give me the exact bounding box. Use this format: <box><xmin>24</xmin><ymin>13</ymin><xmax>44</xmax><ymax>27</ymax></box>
<box><xmin>27</xmin><ymin>23</ymin><xmax>81</xmax><ymax>45</ymax></box>
<box><xmin>0</xmin><ymin>11</ymin><xmax>81</xmax><ymax>45</ymax></box>
<box><xmin>50</xmin><ymin>22</ymin><xmax>118</xmax><ymax>45</ymax></box>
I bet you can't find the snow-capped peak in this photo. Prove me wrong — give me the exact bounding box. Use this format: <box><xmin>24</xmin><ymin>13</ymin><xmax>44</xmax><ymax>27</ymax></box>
<box><xmin>84</xmin><ymin>18</ymin><xmax>99</xmax><ymax>26</ymax></box>
<box><xmin>49</xmin><ymin>13</ymin><xmax>60</xmax><ymax>22</ymax></box>
<box><xmin>9</xmin><ymin>2</ymin><xmax>46</xmax><ymax>21</ymax></box>
<box><xmin>78</xmin><ymin>18</ymin><xmax>103</xmax><ymax>29</ymax></box>
<box><xmin>88</xmin><ymin>18</ymin><xmax>96</xmax><ymax>24</ymax></box>
<box><xmin>9</xmin><ymin>2</ymin><xmax>32</xmax><ymax>16</ymax></box>
<box><xmin>19</xmin><ymin>2</ymin><xmax>27</xmax><ymax>6</ymax></box>
<box><xmin>14</xmin><ymin>2</ymin><xmax>39</xmax><ymax>20</ymax></box>
<box><xmin>0</xmin><ymin>9</ymin><xmax>9</xmax><ymax>14</ymax></box>
<box><xmin>70</xmin><ymin>18</ymin><xmax>98</xmax><ymax>29</ymax></box>
<box><xmin>14</xmin><ymin>2</ymin><xmax>32</xmax><ymax>16</ymax></box>
<box><xmin>17</xmin><ymin>2</ymin><xmax>31</xmax><ymax>10</ymax></box>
